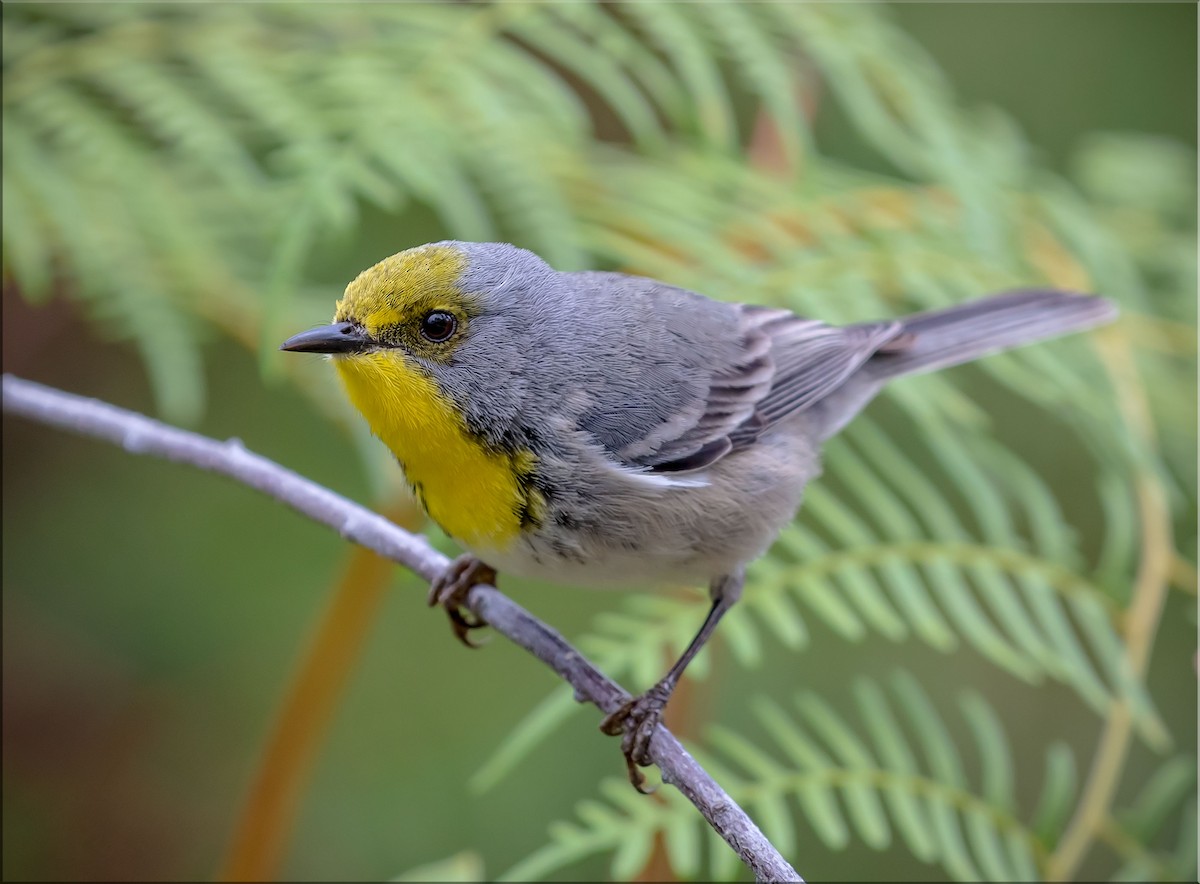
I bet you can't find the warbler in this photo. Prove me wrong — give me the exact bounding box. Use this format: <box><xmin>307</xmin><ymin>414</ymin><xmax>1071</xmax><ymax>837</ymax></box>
<box><xmin>281</xmin><ymin>241</ymin><xmax>1116</xmax><ymax>788</ymax></box>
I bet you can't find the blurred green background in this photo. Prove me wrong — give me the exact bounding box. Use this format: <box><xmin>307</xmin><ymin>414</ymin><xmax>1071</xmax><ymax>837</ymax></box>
<box><xmin>3</xmin><ymin>3</ymin><xmax>1195</xmax><ymax>882</ymax></box>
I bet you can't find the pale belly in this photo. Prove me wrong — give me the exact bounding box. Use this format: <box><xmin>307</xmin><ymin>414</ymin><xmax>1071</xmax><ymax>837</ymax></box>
<box><xmin>452</xmin><ymin>418</ymin><xmax>819</xmax><ymax>592</ymax></box>
<box><xmin>460</xmin><ymin>486</ymin><xmax>775</xmax><ymax>590</ymax></box>
<box><xmin>464</xmin><ymin>537</ymin><xmax>717</xmax><ymax>590</ymax></box>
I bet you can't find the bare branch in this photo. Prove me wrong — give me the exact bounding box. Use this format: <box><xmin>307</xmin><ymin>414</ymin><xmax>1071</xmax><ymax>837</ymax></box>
<box><xmin>2</xmin><ymin>373</ymin><xmax>802</xmax><ymax>884</ymax></box>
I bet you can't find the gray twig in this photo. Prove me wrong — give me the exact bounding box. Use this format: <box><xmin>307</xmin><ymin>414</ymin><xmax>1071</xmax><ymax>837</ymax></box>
<box><xmin>3</xmin><ymin>373</ymin><xmax>802</xmax><ymax>883</ymax></box>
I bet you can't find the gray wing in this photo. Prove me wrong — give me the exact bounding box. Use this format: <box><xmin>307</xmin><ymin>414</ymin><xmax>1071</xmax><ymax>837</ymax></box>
<box><xmin>569</xmin><ymin>273</ymin><xmax>905</xmax><ymax>473</ymax></box>
<box><xmin>727</xmin><ymin>308</ymin><xmax>906</xmax><ymax>444</ymax></box>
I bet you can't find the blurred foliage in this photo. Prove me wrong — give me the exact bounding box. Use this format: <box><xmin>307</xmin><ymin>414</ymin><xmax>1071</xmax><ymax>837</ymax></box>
<box><xmin>505</xmin><ymin>674</ymin><xmax>1196</xmax><ymax>883</ymax></box>
<box><xmin>2</xmin><ymin>2</ymin><xmax>1195</xmax><ymax>882</ymax></box>
<box><xmin>393</xmin><ymin>850</ymin><xmax>486</xmax><ymax>882</ymax></box>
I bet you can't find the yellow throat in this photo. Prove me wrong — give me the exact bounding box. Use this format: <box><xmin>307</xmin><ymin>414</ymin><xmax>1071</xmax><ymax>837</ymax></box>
<box><xmin>331</xmin><ymin>246</ymin><xmax>539</xmax><ymax>549</ymax></box>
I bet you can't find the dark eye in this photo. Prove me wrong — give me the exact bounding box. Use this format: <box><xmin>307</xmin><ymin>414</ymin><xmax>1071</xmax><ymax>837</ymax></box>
<box><xmin>419</xmin><ymin>310</ymin><xmax>457</xmax><ymax>343</ymax></box>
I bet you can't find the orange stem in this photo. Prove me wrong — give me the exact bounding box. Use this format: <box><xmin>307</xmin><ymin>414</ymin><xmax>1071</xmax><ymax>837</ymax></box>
<box><xmin>217</xmin><ymin>502</ymin><xmax>419</xmax><ymax>881</ymax></box>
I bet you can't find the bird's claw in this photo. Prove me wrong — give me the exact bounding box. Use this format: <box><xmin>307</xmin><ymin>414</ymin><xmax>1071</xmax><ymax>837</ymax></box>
<box><xmin>599</xmin><ymin>681</ymin><xmax>673</xmax><ymax>793</ymax></box>
<box><xmin>427</xmin><ymin>555</ymin><xmax>496</xmax><ymax>648</ymax></box>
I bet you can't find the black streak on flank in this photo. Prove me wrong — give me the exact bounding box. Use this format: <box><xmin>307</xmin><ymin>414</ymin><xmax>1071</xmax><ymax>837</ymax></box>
<box><xmin>410</xmin><ymin>479</ymin><xmax>429</xmax><ymax>514</ymax></box>
<box><xmin>515</xmin><ymin>475</ymin><xmax>543</xmax><ymax>531</ymax></box>
<box><xmin>516</xmin><ymin>497</ymin><xmax>538</xmax><ymax>531</ymax></box>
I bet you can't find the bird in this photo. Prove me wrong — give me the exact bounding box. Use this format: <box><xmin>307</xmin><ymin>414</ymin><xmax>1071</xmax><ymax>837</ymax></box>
<box><xmin>280</xmin><ymin>240</ymin><xmax>1117</xmax><ymax>789</ymax></box>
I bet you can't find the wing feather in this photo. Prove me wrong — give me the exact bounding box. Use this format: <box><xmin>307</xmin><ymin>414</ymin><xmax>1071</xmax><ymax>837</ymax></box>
<box><xmin>567</xmin><ymin>273</ymin><xmax>906</xmax><ymax>474</ymax></box>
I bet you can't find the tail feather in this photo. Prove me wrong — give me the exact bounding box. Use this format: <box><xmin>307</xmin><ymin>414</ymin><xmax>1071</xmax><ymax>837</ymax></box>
<box><xmin>866</xmin><ymin>290</ymin><xmax>1117</xmax><ymax>380</ymax></box>
<box><xmin>807</xmin><ymin>289</ymin><xmax>1117</xmax><ymax>442</ymax></box>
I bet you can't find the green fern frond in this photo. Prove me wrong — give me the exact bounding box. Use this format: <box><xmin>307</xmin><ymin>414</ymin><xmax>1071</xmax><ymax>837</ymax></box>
<box><xmin>477</xmin><ymin>402</ymin><xmax>1163</xmax><ymax>789</ymax></box>
<box><xmin>1116</xmin><ymin>757</ymin><xmax>1197</xmax><ymax>847</ymax></box>
<box><xmin>503</xmin><ymin>8</ymin><xmax>667</xmax><ymax>150</ymax></box>
<box><xmin>6</xmin><ymin>2</ymin><xmax>1182</xmax><ymax>443</ymax></box>
<box><xmin>618</xmin><ymin>1</ymin><xmax>737</xmax><ymax>151</ymax></box>
<box><xmin>692</xmin><ymin>1</ymin><xmax>812</xmax><ymax>170</ymax></box>
<box><xmin>4</xmin><ymin>4</ymin><xmax>1192</xmax><ymax>882</ymax></box>
<box><xmin>506</xmin><ymin>673</ymin><xmax>1069</xmax><ymax>882</ymax></box>
<box><xmin>1102</xmin><ymin>758</ymin><xmax>1198</xmax><ymax>882</ymax></box>
<box><xmin>392</xmin><ymin>850</ymin><xmax>485</xmax><ymax>883</ymax></box>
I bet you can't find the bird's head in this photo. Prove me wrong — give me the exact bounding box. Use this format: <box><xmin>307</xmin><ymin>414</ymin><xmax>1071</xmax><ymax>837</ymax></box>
<box><xmin>280</xmin><ymin>241</ymin><xmax>560</xmax><ymax>447</ymax></box>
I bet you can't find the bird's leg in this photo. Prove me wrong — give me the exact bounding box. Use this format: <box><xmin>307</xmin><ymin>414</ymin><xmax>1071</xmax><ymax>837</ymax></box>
<box><xmin>600</xmin><ymin>570</ymin><xmax>745</xmax><ymax>792</ymax></box>
<box><xmin>427</xmin><ymin>554</ymin><xmax>497</xmax><ymax>648</ymax></box>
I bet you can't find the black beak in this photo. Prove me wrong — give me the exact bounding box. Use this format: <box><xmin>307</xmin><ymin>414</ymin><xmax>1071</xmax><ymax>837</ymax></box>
<box><xmin>279</xmin><ymin>322</ymin><xmax>372</xmax><ymax>354</ymax></box>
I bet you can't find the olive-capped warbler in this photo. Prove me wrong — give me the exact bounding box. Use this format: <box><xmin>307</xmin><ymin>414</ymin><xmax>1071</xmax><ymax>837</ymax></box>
<box><xmin>281</xmin><ymin>241</ymin><xmax>1116</xmax><ymax>788</ymax></box>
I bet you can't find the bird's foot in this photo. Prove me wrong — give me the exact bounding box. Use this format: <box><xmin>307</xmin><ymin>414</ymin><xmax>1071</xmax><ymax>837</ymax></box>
<box><xmin>599</xmin><ymin>680</ymin><xmax>675</xmax><ymax>793</ymax></box>
<box><xmin>427</xmin><ymin>555</ymin><xmax>496</xmax><ymax>648</ymax></box>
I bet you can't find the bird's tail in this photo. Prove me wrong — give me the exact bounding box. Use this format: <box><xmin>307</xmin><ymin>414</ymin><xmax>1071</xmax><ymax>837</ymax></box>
<box><xmin>808</xmin><ymin>290</ymin><xmax>1117</xmax><ymax>441</ymax></box>
<box><xmin>865</xmin><ymin>290</ymin><xmax>1118</xmax><ymax>381</ymax></box>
